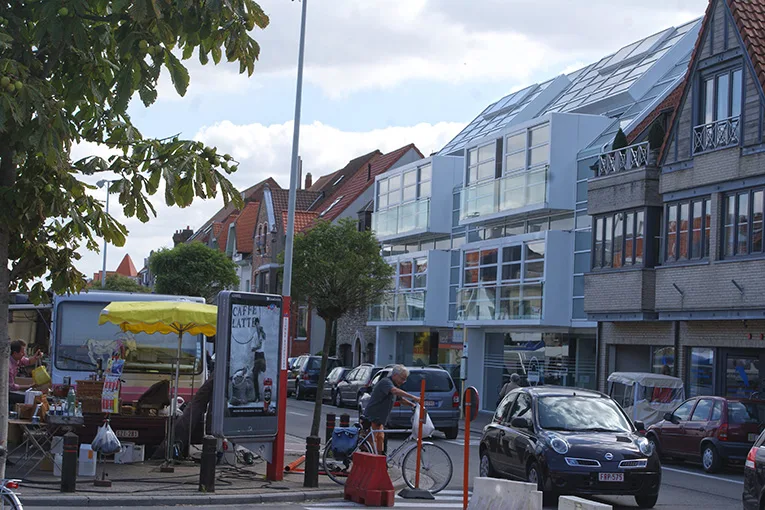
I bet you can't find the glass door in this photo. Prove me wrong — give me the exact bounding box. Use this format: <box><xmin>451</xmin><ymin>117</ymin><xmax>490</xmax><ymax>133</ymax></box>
<box><xmin>722</xmin><ymin>350</ymin><xmax>761</xmax><ymax>399</ymax></box>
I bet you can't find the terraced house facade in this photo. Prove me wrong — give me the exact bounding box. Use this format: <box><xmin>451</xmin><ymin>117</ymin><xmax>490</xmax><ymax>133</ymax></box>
<box><xmin>586</xmin><ymin>0</ymin><xmax>765</xmax><ymax>399</ymax></box>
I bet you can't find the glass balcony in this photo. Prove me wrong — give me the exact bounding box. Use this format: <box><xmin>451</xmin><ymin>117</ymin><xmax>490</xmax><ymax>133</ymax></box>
<box><xmin>457</xmin><ymin>282</ymin><xmax>543</xmax><ymax>321</ymax></box>
<box><xmin>461</xmin><ymin>167</ymin><xmax>547</xmax><ymax>220</ymax></box>
<box><xmin>372</xmin><ymin>199</ymin><xmax>430</xmax><ymax>238</ymax></box>
<box><xmin>369</xmin><ymin>290</ymin><xmax>426</xmax><ymax>322</ymax></box>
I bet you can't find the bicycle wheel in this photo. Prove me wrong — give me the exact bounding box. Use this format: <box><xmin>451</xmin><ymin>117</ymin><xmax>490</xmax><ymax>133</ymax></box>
<box><xmin>0</xmin><ymin>487</ymin><xmax>22</xmax><ymax>510</ymax></box>
<box><xmin>401</xmin><ymin>442</ymin><xmax>453</xmax><ymax>494</ymax></box>
<box><xmin>322</xmin><ymin>438</ymin><xmax>372</xmax><ymax>486</ymax></box>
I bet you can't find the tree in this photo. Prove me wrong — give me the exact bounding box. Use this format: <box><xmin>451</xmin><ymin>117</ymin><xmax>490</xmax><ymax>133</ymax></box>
<box><xmin>149</xmin><ymin>241</ymin><xmax>239</xmax><ymax>301</ymax></box>
<box><xmin>612</xmin><ymin>128</ymin><xmax>629</xmax><ymax>150</ymax></box>
<box><xmin>288</xmin><ymin>219</ymin><xmax>394</xmax><ymax>438</ymax></box>
<box><xmin>101</xmin><ymin>273</ymin><xmax>149</xmax><ymax>293</ymax></box>
<box><xmin>0</xmin><ymin>0</ymin><xmax>268</xmax><ymax>476</ymax></box>
<box><xmin>647</xmin><ymin>120</ymin><xmax>666</xmax><ymax>151</ymax></box>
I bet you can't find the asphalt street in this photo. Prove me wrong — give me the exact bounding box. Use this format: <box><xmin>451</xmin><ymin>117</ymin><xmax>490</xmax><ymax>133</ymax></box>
<box><xmin>25</xmin><ymin>396</ymin><xmax>749</xmax><ymax>509</ymax></box>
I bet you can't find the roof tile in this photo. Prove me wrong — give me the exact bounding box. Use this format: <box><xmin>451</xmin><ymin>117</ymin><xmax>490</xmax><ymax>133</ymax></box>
<box><xmin>281</xmin><ymin>210</ymin><xmax>319</xmax><ymax>233</ymax></box>
<box><xmin>115</xmin><ymin>254</ymin><xmax>138</xmax><ymax>277</ymax></box>
<box><xmin>731</xmin><ymin>0</ymin><xmax>765</xmax><ymax>93</ymax></box>
<box><xmin>235</xmin><ymin>201</ymin><xmax>260</xmax><ymax>254</ymax></box>
<box><xmin>216</xmin><ymin>213</ymin><xmax>238</xmax><ymax>252</ymax></box>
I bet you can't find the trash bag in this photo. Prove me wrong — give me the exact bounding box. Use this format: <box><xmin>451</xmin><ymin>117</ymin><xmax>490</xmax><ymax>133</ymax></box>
<box><xmin>410</xmin><ymin>405</ymin><xmax>435</xmax><ymax>439</ymax></box>
<box><xmin>92</xmin><ymin>422</ymin><xmax>122</xmax><ymax>455</ymax></box>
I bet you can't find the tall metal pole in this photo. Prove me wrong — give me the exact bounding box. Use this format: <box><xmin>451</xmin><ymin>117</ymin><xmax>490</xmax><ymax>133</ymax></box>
<box><xmin>100</xmin><ymin>184</ymin><xmax>110</xmax><ymax>288</ymax></box>
<box><xmin>267</xmin><ymin>0</ymin><xmax>307</xmax><ymax>482</ymax></box>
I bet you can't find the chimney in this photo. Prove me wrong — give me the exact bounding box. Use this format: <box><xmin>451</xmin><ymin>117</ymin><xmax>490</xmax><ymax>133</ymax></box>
<box><xmin>297</xmin><ymin>156</ymin><xmax>303</xmax><ymax>189</ymax></box>
<box><xmin>367</xmin><ymin>162</ymin><xmax>372</xmax><ymax>181</ymax></box>
<box><xmin>305</xmin><ymin>172</ymin><xmax>313</xmax><ymax>189</ymax></box>
<box><xmin>173</xmin><ymin>226</ymin><xmax>195</xmax><ymax>246</ymax></box>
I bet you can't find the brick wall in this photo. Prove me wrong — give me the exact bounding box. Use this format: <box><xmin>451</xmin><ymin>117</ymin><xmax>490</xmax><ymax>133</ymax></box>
<box><xmin>587</xmin><ymin>168</ymin><xmax>662</xmax><ymax>216</ymax></box>
<box><xmin>336</xmin><ymin>309</ymin><xmax>376</xmax><ymax>365</ymax></box>
<box><xmin>585</xmin><ymin>269</ymin><xmax>655</xmax><ymax>314</ymax></box>
<box><xmin>661</xmin><ymin>148</ymin><xmax>765</xmax><ymax>194</ymax></box>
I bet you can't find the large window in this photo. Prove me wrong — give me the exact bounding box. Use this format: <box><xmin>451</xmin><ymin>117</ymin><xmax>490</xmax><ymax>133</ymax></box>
<box><xmin>592</xmin><ymin>210</ymin><xmax>645</xmax><ymax>269</ymax></box>
<box><xmin>665</xmin><ymin>198</ymin><xmax>711</xmax><ymax>262</ymax></box>
<box><xmin>701</xmin><ymin>68</ymin><xmax>742</xmax><ymax>125</ymax></box>
<box><xmin>688</xmin><ymin>347</ymin><xmax>714</xmax><ymax>398</ymax></box>
<box><xmin>724</xmin><ymin>188</ymin><xmax>765</xmax><ymax>257</ymax></box>
<box><xmin>502</xmin><ymin>124</ymin><xmax>549</xmax><ymax>208</ymax></box>
<box><xmin>467</xmin><ymin>142</ymin><xmax>496</xmax><ymax>185</ymax></box>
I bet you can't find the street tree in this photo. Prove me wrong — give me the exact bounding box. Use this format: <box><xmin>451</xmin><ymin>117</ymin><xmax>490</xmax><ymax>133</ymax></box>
<box><xmin>288</xmin><ymin>218</ymin><xmax>394</xmax><ymax>438</ymax></box>
<box><xmin>149</xmin><ymin>241</ymin><xmax>239</xmax><ymax>301</ymax></box>
<box><xmin>0</xmin><ymin>0</ymin><xmax>268</xmax><ymax>476</ymax></box>
<box><xmin>101</xmin><ymin>273</ymin><xmax>149</xmax><ymax>293</ymax></box>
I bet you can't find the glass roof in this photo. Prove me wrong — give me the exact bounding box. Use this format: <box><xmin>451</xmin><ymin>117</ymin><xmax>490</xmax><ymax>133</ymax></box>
<box><xmin>439</xmin><ymin>18</ymin><xmax>701</xmax><ymax>156</ymax></box>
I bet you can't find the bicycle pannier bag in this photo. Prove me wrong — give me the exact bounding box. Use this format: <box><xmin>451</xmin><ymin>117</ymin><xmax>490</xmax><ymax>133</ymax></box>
<box><xmin>331</xmin><ymin>427</ymin><xmax>359</xmax><ymax>458</ymax></box>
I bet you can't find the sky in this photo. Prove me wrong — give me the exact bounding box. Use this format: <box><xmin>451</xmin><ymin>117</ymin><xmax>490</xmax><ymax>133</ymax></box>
<box><xmin>73</xmin><ymin>0</ymin><xmax>708</xmax><ymax>278</ymax></box>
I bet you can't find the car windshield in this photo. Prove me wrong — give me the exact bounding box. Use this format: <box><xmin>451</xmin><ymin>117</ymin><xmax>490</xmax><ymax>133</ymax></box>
<box><xmin>306</xmin><ymin>358</ymin><xmax>338</xmax><ymax>371</ymax></box>
<box><xmin>537</xmin><ymin>396</ymin><xmax>633</xmax><ymax>432</ymax></box>
<box><xmin>401</xmin><ymin>371</ymin><xmax>454</xmax><ymax>392</ymax></box>
<box><xmin>728</xmin><ymin>402</ymin><xmax>765</xmax><ymax>424</ymax></box>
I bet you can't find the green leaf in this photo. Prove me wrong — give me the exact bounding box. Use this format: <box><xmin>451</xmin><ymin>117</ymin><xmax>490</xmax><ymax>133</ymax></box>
<box><xmin>163</xmin><ymin>51</ymin><xmax>190</xmax><ymax>96</ymax></box>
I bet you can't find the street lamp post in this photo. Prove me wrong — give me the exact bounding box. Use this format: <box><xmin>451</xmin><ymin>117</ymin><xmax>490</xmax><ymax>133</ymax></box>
<box><xmin>97</xmin><ymin>179</ymin><xmax>113</xmax><ymax>288</ymax></box>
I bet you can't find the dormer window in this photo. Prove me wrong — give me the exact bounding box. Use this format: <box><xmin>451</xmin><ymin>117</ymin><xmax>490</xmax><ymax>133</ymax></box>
<box><xmin>320</xmin><ymin>196</ymin><xmax>343</xmax><ymax>217</ymax></box>
<box><xmin>694</xmin><ymin>67</ymin><xmax>742</xmax><ymax>154</ymax></box>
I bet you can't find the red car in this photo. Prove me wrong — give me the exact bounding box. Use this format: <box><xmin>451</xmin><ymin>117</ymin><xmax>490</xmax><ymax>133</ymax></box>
<box><xmin>646</xmin><ymin>396</ymin><xmax>765</xmax><ymax>473</ymax></box>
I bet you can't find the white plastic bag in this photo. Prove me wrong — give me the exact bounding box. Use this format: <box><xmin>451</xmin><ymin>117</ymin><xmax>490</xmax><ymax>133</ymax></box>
<box><xmin>411</xmin><ymin>405</ymin><xmax>435</xmax><ymax>439</ymax></box>
<box><xmin>92</xmin><ymin>422</ymin><xmax>122</xmax><ymax>455</ymax></box>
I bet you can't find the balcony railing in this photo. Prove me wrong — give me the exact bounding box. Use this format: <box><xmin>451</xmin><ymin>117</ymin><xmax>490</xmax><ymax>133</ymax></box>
<box><xmin>461</xmin><ymin>167</ymin><xmax>547</xmax><ymax>220</ymax></box>
<box><xmin>456</xmin><ymin>282</ymin><xmax>543</xmax><ymax>321</ymax></box>
<box><xmin>369</xmin><ymin>290</ymin><xmax>426</xmax><ymax>322</ymax></box>
<box><xmin>693</xmin><ymin>116</ymin><xmax>740</xmax><ymax>154</ymax></box>
<box><xmin>598</xmin><ymin>141</ymin><xmax>650</xmax><ymax>176</ymax></box>
<box><xmin>372</xmin><ymin>199</ymin><xmax>430</xmax><ymax>238</ymax></box>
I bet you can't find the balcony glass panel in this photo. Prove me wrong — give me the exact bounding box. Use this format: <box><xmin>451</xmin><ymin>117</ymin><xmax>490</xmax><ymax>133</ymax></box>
<box><xmin>458</xmin><ymin>283</ymin><xmax>544</xmax><ymax>321</ymax></box>
<box><xmin>369</xmin><ymin>291</ymin><xmax>426</xmax><ymax>322</ymax></box>
<box><xmin>372</xmin><ymin>198</ymin><xmax>430</xmax><ymax>238</ymax></box>
<box><xmin>462</xmin><ymin>167</ymin><xmax>548</xmax><ymax>220</ymax></box>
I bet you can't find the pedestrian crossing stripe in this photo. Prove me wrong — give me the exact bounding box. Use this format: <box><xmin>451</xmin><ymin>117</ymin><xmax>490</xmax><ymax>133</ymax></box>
<box><xmin>304</xmin><ymin>491</ymin><xmax>472</xmax><ymax>509</ymax></box>
<box><xmin>445</xmin><ymin>439</ymin><xmax>481</xmax><ymax>447</ymax></box>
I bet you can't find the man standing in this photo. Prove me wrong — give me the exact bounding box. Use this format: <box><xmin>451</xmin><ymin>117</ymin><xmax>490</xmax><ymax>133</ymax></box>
<box><xmin>9</xmin><ymin>340</ymin><xmax>42</xmax><ymax>409</ymax></box>
<box><xmin>497</xmin><ymin>373</ymin><xmax>521</xmax><ymax>405</ymax></box>
<box><xmin>364</xmin><ymin>365</ymin><xmax>419</xmax><ymax>455</ymax></box>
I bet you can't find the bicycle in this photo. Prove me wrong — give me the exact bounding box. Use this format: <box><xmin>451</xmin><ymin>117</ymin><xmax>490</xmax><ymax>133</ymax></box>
<box><xmin>322</xmin><ymin>406</ymin><xmax>453</xmax><ymax>494</ymax></box>
<box><xmin>0</xmin><ymin>446</ymin><xmax>23</xmax><ymax>510</ymax></box>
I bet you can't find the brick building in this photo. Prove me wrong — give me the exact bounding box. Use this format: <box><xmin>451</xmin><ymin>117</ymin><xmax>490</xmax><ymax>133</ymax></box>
<box><xmin>585</xmin><ymin>0</ymin><xmax>765</xmax><ymax>398</ymax></box>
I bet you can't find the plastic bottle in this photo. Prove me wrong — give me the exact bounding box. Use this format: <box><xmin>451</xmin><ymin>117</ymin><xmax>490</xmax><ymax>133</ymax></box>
<box><xmin>67</xmin><ymin>386</ymin><xmax>76</xmax><ymax>416</ymax></box>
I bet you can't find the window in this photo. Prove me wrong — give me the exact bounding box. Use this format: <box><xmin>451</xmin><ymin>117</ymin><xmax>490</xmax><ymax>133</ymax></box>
<box><xmin>297</xmin><ymin>305</ymin><xmax>308</xmax><ymax>339</ymax></box>
<box><xmin>724</xmin><ymin>188</ymin><xmax>765</xmax><ymax>257</ymax></box>
<box><xmin>592</xmin><ymin>210</ymin><xmax>646</xmax><ymax>269</ymax></box>
<box><xmin>673</xmin><ymin>400</ymin><xmax>696</xmax><ymax>422</ymax></box>
<box><xmin>320</xmin><ymin>196</ymin><xmax>343</xmax><ymax>217</ymax></box>
<box><xmin>665</xmin><ymin>198</ymin><xmax>711</xmax><ymax>262</ymax></box>
<box><xmin>690</xmin><ymin>399</ymin><xmax>713</xmax><ymax>421</ymax></box>
<box><xmin>689</xmin><ymin>347</ymin><xmax>714</xmax><ymax>397</ymax></box>
<box><xmin>501</xmin><ymin>123</ymin><xmax>549</xmax><ymax>209</ymax></box>
<box><xmin>695</xmin><ymin>68</ymin><xmax>742</xmax><ymax>153</ymax></box>
<box><xmin>467</xmin><ymin>142</ymin><xmax>496</xmax><ymax>185</ymax></box>
<box><xmin>711</xmin><ymin>401</ymin><xmax>722</xmax><ymax>421</ymax></box>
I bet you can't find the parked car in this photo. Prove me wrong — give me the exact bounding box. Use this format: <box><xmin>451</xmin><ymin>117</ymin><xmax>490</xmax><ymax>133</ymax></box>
<box><xmin>323</xmin><ymin>366</ymin><xmax>351</xmax><ymax>403</ymax></box>
<box><xmin>743</xmin><ymin>428</ymin><xmax>765</xmax><ymax>509</ymax></box>
<box><xmin>292</xmin><ymin>355</ymin><xmax>340</xmax><ymax>400</ymax></box>
<box><xmin>287</xmin><ymin>355</ymin><xmax>308</xmax><ymax>396</ymax></box>
<box><xmin>359</xmin><ymin>366</ymin><xmax>460</xmax><ymax>439</ymax></box>
<box><xmin>334</xmin><ymin>363</ymin><xmax>382</xmax><ymax>408</ymax></box>
<box><xmin>646</xmin><ymin>396</ymin><xmax>765</xmax><ymax>473</ymax></box>
<box><xmin>479</xmin><ymin>386</ymin><xmax>661</xmax><ymax>508</ymax></box>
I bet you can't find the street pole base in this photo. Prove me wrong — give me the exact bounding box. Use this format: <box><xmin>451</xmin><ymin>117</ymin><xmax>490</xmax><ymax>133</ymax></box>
<box><xmin>398</xmin><ymin>488</ymin><xmax>435</xmax><ymax>499</ymax></box>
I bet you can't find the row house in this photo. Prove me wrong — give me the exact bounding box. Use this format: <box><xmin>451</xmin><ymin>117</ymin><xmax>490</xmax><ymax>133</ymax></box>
<box><xmin>368</xmin><ymin>17</ymin><xmax>702</xmax><ymax>411</ymax></box>
<box><xmin>586</xmin><ymin>0</ymin><xmax>765</xmax><ymax>400</ymax></box>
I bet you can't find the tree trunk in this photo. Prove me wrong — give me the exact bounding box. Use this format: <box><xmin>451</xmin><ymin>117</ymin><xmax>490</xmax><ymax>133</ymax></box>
<box><xmin>0</xmin><ymin>148</ymin><xmax>15</xmax><ymax>479</ymax></box>
<box><xmin>310</xmin><ymin>317</ymin><xmax>334</xmax><ymax>438</ymax></box>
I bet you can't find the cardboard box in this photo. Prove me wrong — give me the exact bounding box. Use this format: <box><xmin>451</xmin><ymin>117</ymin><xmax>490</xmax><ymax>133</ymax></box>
<box><xmin>115</xmin><ymin>442</ymin><xmax>134</xmax><ymax>464</ymax></box>
<box><xmin>133</xmin><ymin>444</ymin><xmax>145</xmax><ymax>463</ymax></box>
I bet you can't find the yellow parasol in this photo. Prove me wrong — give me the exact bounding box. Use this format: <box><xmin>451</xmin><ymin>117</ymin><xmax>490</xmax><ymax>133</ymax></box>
<box><xmin>98</xmin><ymin>300</ymin><xmax>217</xmax><ymax>466</ymax></box>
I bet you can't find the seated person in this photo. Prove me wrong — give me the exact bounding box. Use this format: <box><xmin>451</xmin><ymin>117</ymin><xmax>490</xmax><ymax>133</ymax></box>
<box><xmin>9</xmin><ymin>340</ymin><xmax>42</xmax><ymax>410</ymax></box>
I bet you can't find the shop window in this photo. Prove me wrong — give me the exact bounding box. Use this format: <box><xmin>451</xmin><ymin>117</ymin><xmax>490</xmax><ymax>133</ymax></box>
<box><xmin>725</xmin><ymin>355</ymin><xmax>760</xmax><ymax>399</ymax></box>
<box><xmin>724</xmin><ymin>188</ymin><xmax>765</xmax><ymax>258</ymax></box>
<box><xmin>652</xmin><ymin>346</ymin><xmax>675</xmax><ymax>375</ymax></box>
<box><xmin>688</xmin><ymin>347</ymin><xmax>714</xmax><ymax>397</ymax></box>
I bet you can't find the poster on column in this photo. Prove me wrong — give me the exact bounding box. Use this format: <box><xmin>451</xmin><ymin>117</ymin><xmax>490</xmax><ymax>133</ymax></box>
<box><xmin>212</xmin><ymin>291</ymin><xmax>283</xmax><ymax>439</ymax></box>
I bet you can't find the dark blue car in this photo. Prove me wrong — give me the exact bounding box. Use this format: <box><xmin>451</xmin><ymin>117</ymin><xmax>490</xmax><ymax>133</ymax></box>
<box><xmin>292</xmin><ymin>355</ymin><xmax>339</xmax><ymax>400</ymax></box>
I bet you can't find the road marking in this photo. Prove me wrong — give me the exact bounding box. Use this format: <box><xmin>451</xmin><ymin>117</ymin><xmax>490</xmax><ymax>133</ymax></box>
<box><xmin>305</xmin><ymin>505</ymin><xmax>463</xmax><ymax>509</ymax></box>
<box><xmin>288</xmin><ymin>411</ymin><xmax>309</xmax><ymax>416</ymax></box>
<box><xmin>445</xmin><ymin>439</ymin><xmax>481</xmax><ymax>446</ymax></box>
<box><xmin>662</xmin><ymin>466</ymin><xmax>744</xmax><ymax>484</ymax></box>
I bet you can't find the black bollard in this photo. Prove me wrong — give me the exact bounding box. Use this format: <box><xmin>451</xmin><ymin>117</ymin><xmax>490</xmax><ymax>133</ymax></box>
<box><xmin>303</xmin><ymin>435</ymin><xmax>321</xmax><ymax>488</ymax></box>
<box><xmin>325</xmin><ymin>413</ymin><xmax>336</xmax><ymax>444</ymax></box>
<box><xmin>199</xmin><ymin>435</ymin><xmax>217</xmax><ymax>493</ymax></box>
<box><xmin>61</xmin><ymin>432</ymin><xmax>78</xmax><ymax>493</ymax></box>
<box><xmin>339</xmin><ymin>413</ymin><xmax>350</xmax><ymax>428</ymax></box>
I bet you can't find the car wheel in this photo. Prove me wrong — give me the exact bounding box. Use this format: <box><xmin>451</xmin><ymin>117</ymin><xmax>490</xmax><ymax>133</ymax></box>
<box><xmin>635</xmin><ymin>493</ymin><xmax>658</xmax><ymax>508</ymax></box>
<box><xmin>479</xmin><ymin>450</ymin><xmax>497</xmax><ymax>478</ymax></box>
<box><xmin>526</xmin><ymin>461</ymin><xmax>543</xmax><ymax>492</ymax></box>
<box><xmin>701</xmin><ymin>444</ymin><xmax>721</xmax><ymax>473</ymax></box>
<box><xmin>443</xmin><ymin>427</ymin><xmax>459</xmax><ymax>440</ymax></box>
<box><xmin>334</xmin><ymin>391</ymin><xmax>343</xmax><ymax>408</ymax></box>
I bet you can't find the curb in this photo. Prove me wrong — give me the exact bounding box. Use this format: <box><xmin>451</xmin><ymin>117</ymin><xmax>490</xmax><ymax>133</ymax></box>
<box><xmin>20</xmin><ymin>488</ymin><xmax>344</xmax><ymax>507</ymax></box>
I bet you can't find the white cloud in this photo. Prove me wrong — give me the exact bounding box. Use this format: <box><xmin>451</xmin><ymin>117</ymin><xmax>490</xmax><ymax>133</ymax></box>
<box><xmin>73</xmin><ymin>120</ymin><xmax>463</xmax><ymax>276</ymax></box>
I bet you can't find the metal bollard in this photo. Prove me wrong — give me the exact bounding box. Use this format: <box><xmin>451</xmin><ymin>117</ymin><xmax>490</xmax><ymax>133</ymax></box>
<box><xmin>198</xmin><ymin>435</ymin><xmax>217</xmax><ymax>493</ymax></box>
<box><xmin>326</xmin><ymin>413</ymin><xmax>336</xmax><ymax>444</ymax></box>
<box><xmin>339</xmin><ymin>413</ymin><xmax>350</xmax><ymax>427</ymax></box>
<box><xmin>61</xmin><ymin>431</ymin><xmax>78</xmax><ymax>493</ymax></box>
<box><xmin>303</xmin><ymin>435</ymin><xmax>321</xmax><ymax>488</ymax></box>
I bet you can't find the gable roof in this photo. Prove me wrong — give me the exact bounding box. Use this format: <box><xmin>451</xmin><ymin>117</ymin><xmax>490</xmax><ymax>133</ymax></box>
<box><xmin>315</xmin><ymin>144</ymin><xmax>423</xmax><ymax>222</ymax></box>
<box><xmin>308</xmin><ymin>150</ymin><xmax>380</xmax><ymax>193</ymax></box>
<box><xmin>235</xmin><ymin>201</ymin><xmax>260</xmax><ymax>254</ymax></box>
<box><xmin>115</xmin><ymin>254</ymin><xmax>138</xmax><ymax>277</ymax></box>
<box><xmin>281</xmin><ymin>210</ymin><xmax>319</xmax><ymax>234</ymax></box>
<box><xmin>269</xmin><ymin>188</ymin><xmax>324</xmax><ymax>215</ymax></box>
<box><xmin>730</xmin><ymin>0</ymin><xmax>765</xmax><ymax>93</ymax></box>
<box><xmin>215</xmin><ymin>213</ymin><xmax>238</xmax><ymax>252</ymax></box>
<box><xmin>628</xmin><ymin>81</ymin><xmax>685</xmax><ymax>146</ymax></box>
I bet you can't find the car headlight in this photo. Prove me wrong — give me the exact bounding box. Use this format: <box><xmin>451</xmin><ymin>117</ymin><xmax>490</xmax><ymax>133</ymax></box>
<box><xmin>636</xmin><ymin>436</ymin><xmax>655</xmax><ymax>457</ymax></box>
<box><xmin>549</xmin><ymin>434</ymin><xmax>569</xmax><ymax>455</ymax></box>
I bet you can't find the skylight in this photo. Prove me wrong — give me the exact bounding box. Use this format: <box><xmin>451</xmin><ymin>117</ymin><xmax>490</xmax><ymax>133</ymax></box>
<box><xmin>333</xmin><ymin>175</ymin><xmax>345</xmax><ymax>186</ymax></box>
<box><xmin>320</xmin><ymin>196</ymin><xmax>343</xmax><ymax>217</ymax></box>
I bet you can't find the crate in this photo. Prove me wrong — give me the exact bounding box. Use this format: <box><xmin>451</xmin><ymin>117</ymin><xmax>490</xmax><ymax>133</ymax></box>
<box><xmin>81</xmin><ymin>397</ymin><xmax>102</xmax><ymax>415</ymax></box>
<box><xmin>75</xmin><ymin>380</ymin><xmax>104</xmax><ymax>398</ymax></box>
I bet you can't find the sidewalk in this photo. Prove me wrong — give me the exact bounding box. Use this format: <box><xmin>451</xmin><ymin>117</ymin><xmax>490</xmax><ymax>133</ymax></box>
<box><xmin>460</xmin><ymin>410</ymin><xmax>492</xmax><ymax>436</ymax></box>
<box><xmin>13</xmin><ymin>454</ymin><xmax>342</xmax><ymax>507</ymax></box>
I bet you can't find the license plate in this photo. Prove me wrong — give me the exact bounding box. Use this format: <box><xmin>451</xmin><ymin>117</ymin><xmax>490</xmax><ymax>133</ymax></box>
<box><xmin>115</xmin><ymin>429</ymin><xmax>139</xmax><ymax>439</ymax></box>
<box><xmin>598</xmin><ymin>473</ymin><xmax>624</xmax><ymax>482</ymax></box>
<box><xmin>749</xmin><ymin>433</ymin><xmax>758</xmax><ymax>442</ymax></box>
<box><xmin>424</xmin><ymin>400</ymin><xmax>437</xmax><ymax>408</ymax></box>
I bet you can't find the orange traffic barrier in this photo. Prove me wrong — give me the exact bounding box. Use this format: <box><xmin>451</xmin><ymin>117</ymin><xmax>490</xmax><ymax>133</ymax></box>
<box><xmin>285</xmin><ymin>455</ymin><xmax>306</xmax><ymax>472</ymax></box>
<box><xmin>343</xmin><ymin>452</ymin><xmax>394</xmax><ymax>507</ymax></box>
